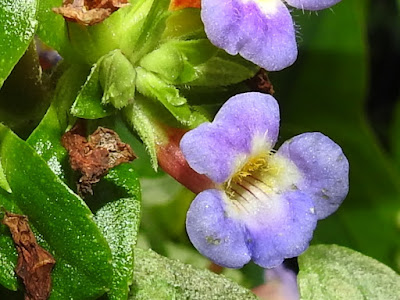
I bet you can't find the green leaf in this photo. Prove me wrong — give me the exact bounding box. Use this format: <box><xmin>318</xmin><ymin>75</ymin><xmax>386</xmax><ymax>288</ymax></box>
<box><xmin>130</xmin><ymin>248</ymin><xmax>257</xmax><ymax>300</ymax></box>
<box><xmin>27</xmin><ymin>64</ymin><xmax>89</xmax><ymax>180</ymax></box>
<box><xmin>135</xmin><ymin>67</ymin><xmax>207</xmax><ymax>126</ymax></box>
<box><xmin>93</xmin><ymin>164</ymin><xmax>141</xmax><ymax>300</ymax></box>
<box><xmin>62</xmin><ymin>0</ymin><xmax>170</xmax><ymax>65</ymax></box>
<box><xmin>126</xmin><ymin>0</ymin><xmax>171</xmax><ymax>64</ymax></box>
<box><xmin>136</xmin><ymin>67</ymin><xmax>187</xmax><ymax>106</ymax></box>
<box><xmin>38</xmin><ymin>0</ymin><xmax>167</xmax><ymax>64</ymax></box>
<box><xmin>188</xmin><ymin>50</ymin><xmax>258</xmax><ymax>86</ymax></box>
<box><xmin>36</xmin><ymin>0</ymin><xmax>77</xmax><ymax>61</ymax></box>
<box><xmin>139</xmin><ymin>39</ymin><xmax>217</xmax><ymax>84</ymax></box>
<box><xmin>0</xmin><ymin>42</ymin><xmax>48</xmax><ymax>138</ymax></box>
<box><xmin>0</xmin><ymin>0</ymin><xmax>38</xmax><ymax>86</ymax></box>
<box><xmin>99</xmin><ymin>50</ymin><xmax>136</xmax><ymax>109</ymax></box>
<box><xmin>0</xmin><ymin>160</ymin><xmax>11</xmax><ymax>193</ymax></box>
<box><xmin>0</xmin><ymin>211</ymin><xmax>18</xmax><ymax>291</ymax></box>
<box><xmin>162</xmin><ymin>8</ymin><xmax>206</xmax><ymax>41</ymax></box>
<box><xmin>124</xmin><ymin>97</ymin><xmax>160</xmax><ymax>170</ymax></box>
<box><xmin>140</xmin><ymin>39</ymin><xmax>258</xmax><ymax>86</ymax></box>
<box><xmin>298</xmin><ymin>245</ymin><xmax>400</xmax><ymax>300</ymax></box>
<box><xmin>0</xmin><ymin>125</ymin><xmax>113</xmax><ymax>298</ymax></box>
<box><xmin>71</xmin><ymin>61</ymin><xmax>114</xmax><ymax>119</ymax></box>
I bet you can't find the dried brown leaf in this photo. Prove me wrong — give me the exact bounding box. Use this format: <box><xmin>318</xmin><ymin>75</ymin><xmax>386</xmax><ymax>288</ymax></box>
<box><xmin>2</xmin><ymin>212</ymin><xmax>55</xmax><ymax>300</ymax></box>
<box><xmin>62</xmin><ymin>123</ymin><xmax>136</xmax><ymax>196</ymax></box>
<box><xmin>53</xmin><ymin>0</ymin><xmax>129</xmax><ymax>26</ymax></box>
<box><xmin>246</xmin><ymin>69</ymin><xmax>275</xmax><ymax>95</ymax></box>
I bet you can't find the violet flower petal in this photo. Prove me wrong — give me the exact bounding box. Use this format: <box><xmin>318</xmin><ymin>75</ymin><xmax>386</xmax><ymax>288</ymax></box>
<box><xmin>186</xmin><ymin>189</ymin><xmax>251</xmax><ymax>268</ymax></box>
<box><xmin>244</xmin><ymin>190</ymin><xmax>317</xmax><ymax>268</ymax></box>
<box><xmin>180</xmin><ymin>92</ymin><xmax>280</xmax><ymax>183</ymax></box>
<box><xmin>277</xmin><ymin>132</ymin><xmax>349</xmax><ymax>220</ymax></box>
<box><xmin>286</xmin><ymin>0</ymin><xmax>341</xmax><ymax>11</ymax></box>
<box><xmin>201</xmin><ymin>0</ymin><xmax>297</xmax><ymax>71</ymax></box>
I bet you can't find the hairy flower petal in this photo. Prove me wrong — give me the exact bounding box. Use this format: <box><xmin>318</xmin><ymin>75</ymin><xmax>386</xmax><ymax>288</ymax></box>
<box><xmin>186</xmin><ymin>189</ymin><xmax>251</xmax><ymax>268</ymax></box>
<box><xmin>201</xmin><ymin>0</ymin><xmax>297</xmax><ymax>71</ymax></box>
<box><xmin>243</xmin><ymin>190</ymin><xmax>317</xmax><ymax>268</ymax></box>
<box><xmin>285</xmin><ymin>0</ymin><xmax>341</xmax><ymax>11</ymax></box>
<box><xmin>277</xmin><ymin>132</ymin><xmax>349</xmax><ymax>220</ymax></box>
<box><xmin>180</xmin><ymin>92</ymin><xmax>280</xmax><ymax>183</ymax></box>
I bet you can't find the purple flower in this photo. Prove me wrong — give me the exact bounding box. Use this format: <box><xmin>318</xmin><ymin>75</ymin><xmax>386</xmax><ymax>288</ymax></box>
<box><xmin>180</xmin><ymin>92</ymin><xmax>349</xmax><ymax>268</ymax></box>
<box><xmin>201</xmin><ymin>0</ymin><xmax>341</xmax><ymax>71</ymax></box>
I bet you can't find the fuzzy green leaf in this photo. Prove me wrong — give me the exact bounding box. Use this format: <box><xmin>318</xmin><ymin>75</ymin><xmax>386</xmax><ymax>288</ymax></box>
<box><xmin>135</xmin><ymin>67</ymin><xmax>207</xmax><ymax>126</ymax></box>
<box><xmin>123</xmin><ymin>96</ymin><xmax>161</xmax><ymax>170</ymax></box>
<box><xmin>0</xmin><ymin>125</ymin><xmax>113</xmax><ymax>298</ymax></box>
<box><xmin>126</xmin><ymin>0</ymin><xmax>171</xmax><ymax>64</ymax></box>
<box><xmin>298</xmin><ymin>245</ymin><xmax>400</xmax><ymax>300</ymax></box>
<box><xmin>99</xmin><ymin>50</ymin><xmax>136</xmax><ymax>109</ymax></box>
<box><xmin>0</xmin><ymin>0</ymin><xmax>38</xmax><ymax>86</ymax></box>
<box><xmin>71</xmin><ymin>62</ymin><xmax>114</xmax><ymax>119</ymax></box>
<box><xmin>130</xmin><ymin>248</ymin><xmax>257</xmax><ymax>300</ymax></box>
<box><xmin>188</xmin><ymin>50</ymin><xmax>259</xmax><ymax>86</ymax></box>
<box><xmin>27</xmin><ymin>65</ymin><xmax>89</xmax><ymax>180</ymax></box>
<box><xmin>93</xmin><ymin>164</ymin><xmax>141</xmax><ymax>300</ymax></box>
<box><xmin>140</xmin><ymin>39</ymin><xmax>258</xmax><ymax>86</ymax></box>
<box><xmin>139</xmin><ymin>39</ymin><xmax>216</xmax><ymax>84</ymax></box>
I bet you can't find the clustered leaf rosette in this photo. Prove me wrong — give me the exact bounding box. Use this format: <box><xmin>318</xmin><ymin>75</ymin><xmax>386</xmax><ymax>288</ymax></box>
<box><xmin>180</xmin><ymin>92</ymin><xmax>349</xmax><ymax>268</ymax></box>
<box><xmin>201</xmin><ymin>0</ymin><xmax>341</xmax><ymax>71</ymax></box>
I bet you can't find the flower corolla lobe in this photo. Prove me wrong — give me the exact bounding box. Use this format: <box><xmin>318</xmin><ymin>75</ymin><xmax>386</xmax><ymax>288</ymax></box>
<box><xmin>180</xmin><ymin>92</ymin><xmax>349</xmax><ymax>268</ymax></box>
<box><xmin>201</xmin><ymin>0</ymin><xmax>342</xmax><ymax>71</ymax></box>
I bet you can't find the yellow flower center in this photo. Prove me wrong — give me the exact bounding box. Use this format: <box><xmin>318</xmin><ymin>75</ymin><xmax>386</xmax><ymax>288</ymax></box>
<box><xmin>223</xmin><ymin>150</ymin><xmax>301</xmax><ymax>217</ymax></box>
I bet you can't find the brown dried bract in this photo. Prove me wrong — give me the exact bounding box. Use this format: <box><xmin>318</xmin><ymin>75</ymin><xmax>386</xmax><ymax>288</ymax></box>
<box><xmin>53</xmin><ymin>0</ymin><xmax>129</xmax><ymax>26</ymax></box>
<box><xmin>2</xmin><ymin>212</ymin><xmax>55</xmax><ymax>300</ymax></box>
<box><xmin>62</xmin><ymin>123</ymin><xmax>136</xmax><ymax>196</ymax></box>
<box><xmin>247</xmin><ymin>69</ymin><xmax>275</xmax><ymax>95</ymax></box>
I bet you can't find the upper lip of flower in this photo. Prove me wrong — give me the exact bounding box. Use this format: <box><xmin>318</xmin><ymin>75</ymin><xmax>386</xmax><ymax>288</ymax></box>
<box><xmin>180</xmin><ymin>92</ymin><xmax>349</xmax><ymax>268</ymax></box>
<box><xmin>200</xmin><ymin>0</ymin><xmax>342</xmax><ymax>71</ymax></box>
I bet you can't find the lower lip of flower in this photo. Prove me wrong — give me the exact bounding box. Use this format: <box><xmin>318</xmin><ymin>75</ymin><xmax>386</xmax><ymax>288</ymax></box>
<box><xmin>222</xmin><ymin>151</ymin><xmax>302</xmax><ymax>219</ymax></box>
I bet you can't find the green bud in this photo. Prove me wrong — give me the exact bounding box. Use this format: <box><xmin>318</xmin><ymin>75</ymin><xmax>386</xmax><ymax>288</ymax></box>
<box><xmin>71</xmin><ymin>60</ymin><xmax>114</xmax><ymax>119</ymax></box>
<box><xmin>99</xmin><ymin>50</ymin><xmax>136</xmax><ymax>109</ymax></box>
<box><xmin>139</xmin><ymin>39</ymin><xmax>217</xmax><ymax>84</ymax></box>
<box><xmin>135</xmin><ymin>67</ymin><xmax>206</xmax><ymax>127</ymax></box>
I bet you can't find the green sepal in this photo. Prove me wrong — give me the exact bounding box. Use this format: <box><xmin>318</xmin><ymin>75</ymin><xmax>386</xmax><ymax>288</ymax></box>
<box><xmin>135</xmin><ymin>67</ymin><xmax>207</xmax><ymax>126</ymax></box>
<box><xmin>126</xmin><ymin>0</ymin><xmax>171</xmax><ymax>64</ymax></box>
<box><xmin>55</xmin><ymin>0</ymin><xmax>170</xmax><ymax>65</ymax></box>
<box><xmin>0</xmin><ymin>0</ymin><xmax>38</xmax><ymax>87</ymax></box>
<box><xmin>123</xmin><ymin>96</ymin><xmax>163</xmax><ymax>170</ymax></box>
<box><xmin>0</xmin><ymin>124</ymin><xmax>113</xmax><ymax>298</ymax></box>
<box><xmin>71</xmin><ymin>60</ymin><xmax>115</xmax><ymax>119</ymax></box>
<box><xmin>298</xmin><ymin>245</ymin><xmax>400</xmax><ymax>300</ymax></box>
<box><xmin>92</xmin><ymin>164</ymin><xmax>141</xmax><ymax>300</ymax></box>
<box><xmin>99</xmin><ymin>50</ymin><xmax>136</xmax><ymax>109</ymax></box>
<box><xmin>139</xmin><ymin>39</ymin><xmax>217</xmax><ymax>84</ymax></box>
<box><xmin>140</xmin><ymin>39</ymin><xmax>258</xmax><ymax>86</ymax></box>
<box><xmin>130</xmin><ymin>248</ymin><xmax>257</xmax><ymax>299</ymax></box>
<box><xmin>162</xmin><ymin>8</ymin><xmax>206</xmax><ymax>41</ymax></box>
<box><xmin>189</xmin><ymin>50</ymin><xmax>259</xmax><ymax>86</ymax></box>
